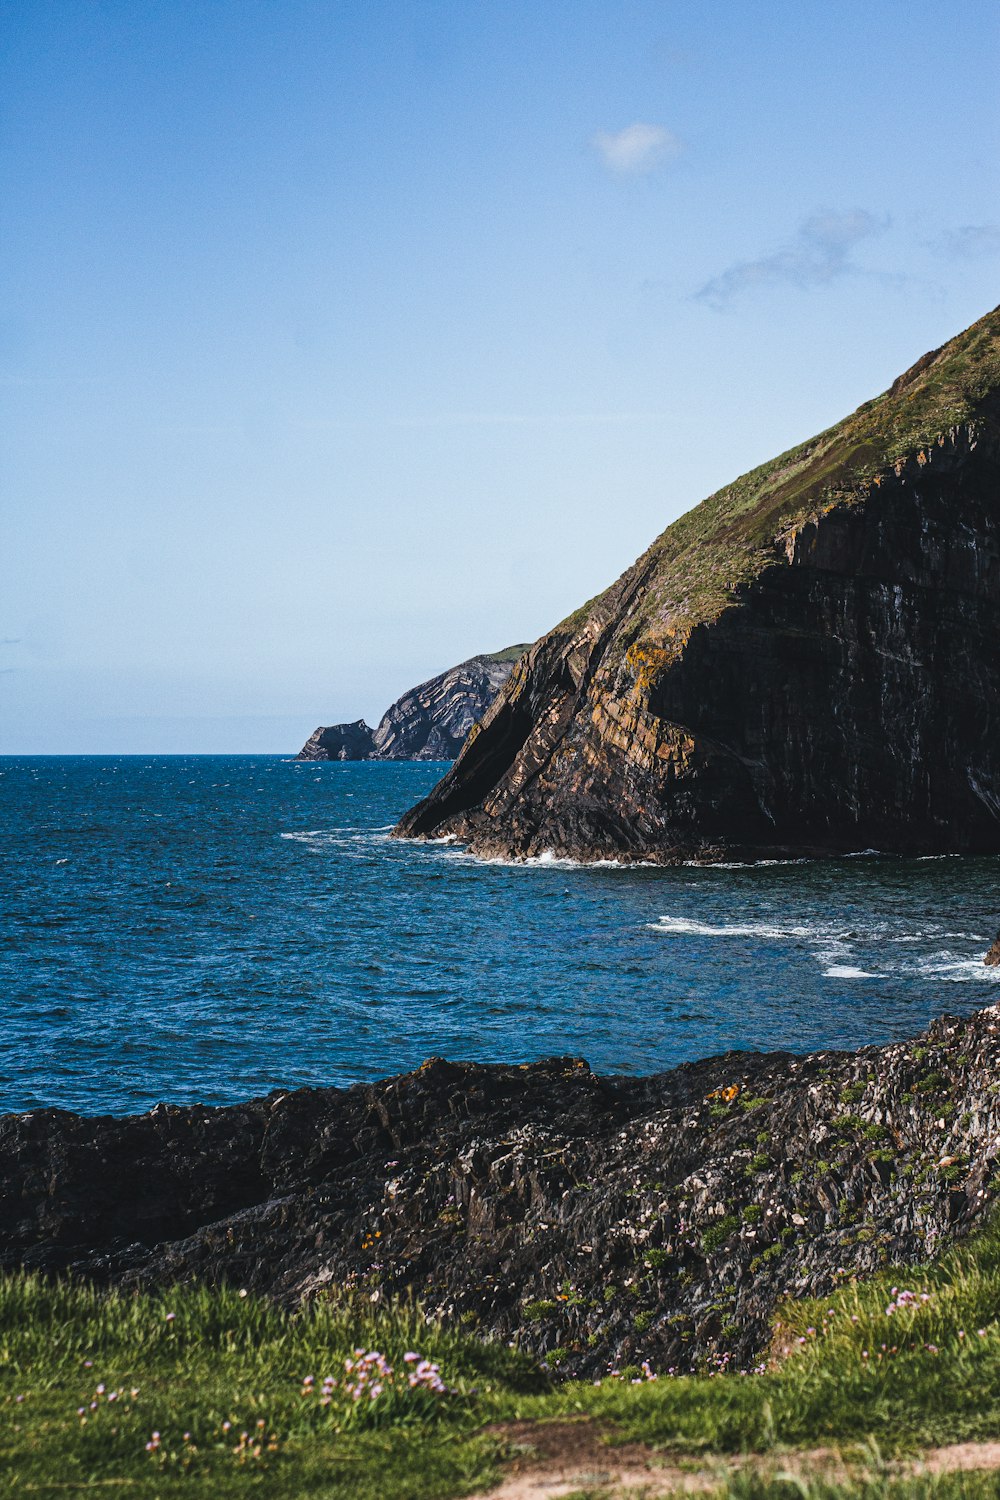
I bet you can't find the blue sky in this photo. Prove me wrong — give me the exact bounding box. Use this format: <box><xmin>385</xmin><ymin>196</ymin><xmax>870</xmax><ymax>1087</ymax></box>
<box><xmin>3</xmin><ymin>0</ymin><xmax>999</xmax><ymax>752</ymax></box>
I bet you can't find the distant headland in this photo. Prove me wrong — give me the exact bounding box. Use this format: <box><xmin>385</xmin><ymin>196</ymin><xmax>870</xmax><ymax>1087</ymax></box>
<box><xmin>297</xmin><ymin>645</ymin><xmax>528</xmax><ymax>762</ymax></box>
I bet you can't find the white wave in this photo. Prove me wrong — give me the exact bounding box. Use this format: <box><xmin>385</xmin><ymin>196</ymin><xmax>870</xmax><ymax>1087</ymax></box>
<box><xmin>823</xmin><ymin>965</ymin><xmax>881</xmax><ymax>979</ymax></box>
<box><xmin>917</xmin><ymin>953</ymin><xmax>1000</xmax><ymax>982</ymax></box>
<box><xmin>440</xmin><ymin>845</ymin><xmax>658</xmax><ymax>870</ymax></box>
<box><xmin>683</xmin><ymin>857</ymin><xmax>813</xmax><ymax>868</ymax></box>
<box><xmin>279</xmin><ymin>827</ymin><xmax>385</xmax><ymax>851</ymax></box>
<box><xmin>649</xmin><ymin>915</ymin><xmax>817</xmax><ymax>940</ymax></box>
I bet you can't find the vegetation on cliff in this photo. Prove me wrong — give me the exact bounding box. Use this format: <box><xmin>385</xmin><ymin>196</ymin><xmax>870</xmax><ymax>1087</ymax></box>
<box><xmin>8</xmin><ymin>1009</ymin><xmax>1000</xmax><ymax>1383</ymax></box>
<box><xmin>397</xmin><ymin>304</ymin><xmax>1000</xmax><ymax>860</ymax></box>
<box><xmin>570</xmin><ymin>303</ymin><xmax>1000</xmax><ymax>642</ymax></box>
<box><xmin>9</xmin><ymin>1207</ymin><xmax>1000</xmax><ymax>1496</ymax></box>
<box><xmin>7</xmin><ymin>1010</ymin><xmax>1000</xmax><ymax>1492</ymax></box>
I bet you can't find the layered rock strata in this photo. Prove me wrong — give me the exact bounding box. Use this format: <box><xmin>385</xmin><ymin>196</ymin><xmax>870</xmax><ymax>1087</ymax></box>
<box><xmin>297</xmin><ymin>647</ymin><xmax>528</xmax><ymax>761</ymax></box>
<box><xmin>397</xmin><ymin>308</ymin><xmax>1000</xmax><ymax>860</ymax></box>
<box><xmin>4</xmin><ymin>1006</ymin><xmax>1000</xmax><ymax>1375</ymax></box>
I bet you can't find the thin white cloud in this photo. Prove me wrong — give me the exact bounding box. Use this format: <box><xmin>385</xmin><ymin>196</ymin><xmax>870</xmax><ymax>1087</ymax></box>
<box><xmin>932</xmin><ymin>224</ymin><xmax>1000</xmax><ymax>260</ymax></box>
<box><xmin>592</xmin><ymin>122</ymin><xmax>682</xmax><ymax>176</ymax></box>
<box><xmin>696</xmin><ymin>209</ymin><xmax>888</xmax><ymax>309</ymax></box>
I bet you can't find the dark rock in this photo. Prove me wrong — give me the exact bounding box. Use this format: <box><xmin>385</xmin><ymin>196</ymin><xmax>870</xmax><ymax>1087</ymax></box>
<box><xmin>5</xmin><ymin>1008</ymin><xmax>1000</xmax><ymax>1376</ymax></box>
<box><xmin>986</xmin><ymin>933</ymin><xmax>1000</xmax><ymax>966</ymax></box>
<box><xmin>296</xmin><ymin>646</ymin><xmax>529</xmax><ymax>762</ymax></box>
<box><xmin>396</xmin><ymin>307</ymin><xmax>1000</xmax><ymax>861</ymax></box>
<box><xmin>297</xmin><ymin>720</ymin><xmax>376</xmax><ymax>761</ymax></box>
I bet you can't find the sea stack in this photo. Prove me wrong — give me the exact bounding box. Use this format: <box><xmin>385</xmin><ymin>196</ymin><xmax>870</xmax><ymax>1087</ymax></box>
<box><xmin>397</xmin><ymin>306</ymin><xmax>1000</xmax><ymax>862</ymax></box>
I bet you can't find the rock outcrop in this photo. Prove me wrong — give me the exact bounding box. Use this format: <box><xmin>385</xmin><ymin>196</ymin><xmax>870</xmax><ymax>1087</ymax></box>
<box><xmin>397</xmin><ymin>307</ymin><xmax>1000</xmax><ymax>861</ymax></box>
<box><xmin>986</xmin><ymin>933</ymin><xmax>1000</xmax><ymax>967</ymax></box>
<box><xmin>297</xmin><ymin>646</ymin><xmax>529</xmax><ymax>762</ymax></box>
<box><xmin>4</xmin><ymin>1007</ymin><xmax>1000</xmax><ymax>1375</ymax></box>
<box><xmin>297</xmin><ymin>719</ymin><xmax>376</xmax><ymax>762</ymax></box>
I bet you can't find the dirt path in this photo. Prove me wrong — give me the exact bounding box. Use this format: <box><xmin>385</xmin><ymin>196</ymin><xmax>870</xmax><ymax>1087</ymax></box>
<box><xmin>467</xmin><ymin>1421</ymin><xmax>1000</xmax><ymax>1498</ymax></box>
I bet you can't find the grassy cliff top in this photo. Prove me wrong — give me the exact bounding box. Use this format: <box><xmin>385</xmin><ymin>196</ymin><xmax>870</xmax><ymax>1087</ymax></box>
<box><xmin>478</xmin><ymin>643</ymin><xmax>532</xmax><ymax>664</ymax></box>
<box><xmin>565</xmin><ymin>303</ymin><xmax>1000</xmax><ymax>643</ymax></box>
<box><xmin>9</xmin><ymin>1206</ymin><xmax>1000</xmax><ymax>1495</ymax></box>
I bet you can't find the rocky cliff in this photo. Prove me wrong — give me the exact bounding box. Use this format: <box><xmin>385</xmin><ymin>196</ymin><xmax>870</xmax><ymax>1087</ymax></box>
<box><xmin>397</xmin><ymin>307</ymin><xmax>1000</xmax><ymax>861</ymax></box>
<box><xmin>4</xmin><ymin>1007</ymin><xmax>1000</xmax><ymax>1375</ymax></box>
<box><xmin>297</xmin><ymin>646</ymin><xmax>529</xmax><ymax>762</ymax></box>
<box><xmin>297</xmin><ymin>719</ymin><xmax>377</xmax><ymax>761</ymax></box>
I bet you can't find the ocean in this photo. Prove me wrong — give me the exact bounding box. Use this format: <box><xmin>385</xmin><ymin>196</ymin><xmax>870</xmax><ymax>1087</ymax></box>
<box><xmin>1</xmin><ymin>754</ymin><xmax>997</xmax><ymax>1116</ymax></box>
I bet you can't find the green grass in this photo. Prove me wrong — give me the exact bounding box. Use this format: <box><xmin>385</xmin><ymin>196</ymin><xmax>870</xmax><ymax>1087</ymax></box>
<box><xmin>7</xmin><ymin>1208</ymin><xmax>1000</xmax><ymax>1496</ymax></box>
<box><xmin>481</xmin><ymin>643</ymin><xmax>531</xmax><ymax>664</ymax></box>
<box><xmin>0</xmin><ymin>1280</ymin><xmax>539</xmax><ymax>1497</ymax></box>
<box><xmin>565</xmin><ymin>1482</ymin><xmax>1000</xmax><ymax>1500</ymax></box>
<box><xmin>568</xmin><ymin>1479</ymin><xmax>1000</xmax><ymax>1499</ymax></box>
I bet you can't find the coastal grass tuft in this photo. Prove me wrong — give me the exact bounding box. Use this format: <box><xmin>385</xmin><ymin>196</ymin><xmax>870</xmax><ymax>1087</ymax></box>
<box><xmin>518</xmin><ymin>1208</ymin><xmax>1000</xmax><ymax>1454</ymax></box>
<box><xmin>0</xmin><ymin>1279</ymin><xmax>538</xmax><ymax>1497</ymax></box>
<box><xmin>9</xmin><ymin>1210</ymin><xmax>1000</xmax><ymax>1495</ymax></box>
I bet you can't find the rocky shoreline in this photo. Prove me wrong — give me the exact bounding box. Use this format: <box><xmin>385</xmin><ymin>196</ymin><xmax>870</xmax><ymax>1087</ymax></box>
<box><xmin>4</xmin><ymin>1005</ymin><xmax>1000</xmax><ymax>1377</ymax></box>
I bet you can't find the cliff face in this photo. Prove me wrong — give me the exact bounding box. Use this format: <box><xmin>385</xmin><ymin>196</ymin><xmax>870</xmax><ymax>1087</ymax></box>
<box><xmin>296</xmin><ymin>647</ymin><xmax>528</xmax><ymax>762</ymax></box>
<box><xmin>3</xmin><ymin>1008</ymin><xmax>1000</xmax><ymax>1375</ymax></box>
<box><xmin>397</xmin><ymin>308</ymin><xmax>1000</xmax><ymax>861</ymax></box>
<box><xmin>297</xmin><ymin>719</ymin><xmax>376</xmax><ymax>762</ymax></box>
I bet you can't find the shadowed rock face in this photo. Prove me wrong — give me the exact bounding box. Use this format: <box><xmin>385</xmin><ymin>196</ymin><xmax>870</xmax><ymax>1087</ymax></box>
<box><xmin>297</xmin><ymin>719</ymin><xmax>376</xmax><ymax>761</ymax></box>
<box><xmin>396</xmin><ymin>308</ymin><xmax>1000</xmax><ymax>861</ymax></box>
<box><xmin>4</xmin><ymin>1007</ymin><xmax>1000</xmax><ymax>1375</ymax></box>
<box><xmin>296</xmin><ymin>648</ymin><xmax>529</xmax><ymax>762</ymax></box>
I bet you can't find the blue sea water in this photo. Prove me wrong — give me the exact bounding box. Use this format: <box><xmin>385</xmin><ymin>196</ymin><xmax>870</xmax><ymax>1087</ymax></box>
<box><xmin>1</xmin><ymin>755</ymin><xmax>998</xmax><ymax>1117</ymax></box>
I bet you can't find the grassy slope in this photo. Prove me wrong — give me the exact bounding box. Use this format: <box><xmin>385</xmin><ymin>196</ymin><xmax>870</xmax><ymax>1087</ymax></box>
<box><xmin>481</xmin><ymin>644</ymin><xmax>532</xmax><ymax>665</ymax></box>
<box><xmin>7</xmin><ymin>1209</ymin><xmax>1000</xmax><ymax>1498</ymax></box>
<box><xmin>560</xmin><ymin>303</ymin><xmax>1000</xmax><ymax>645</ymax></box>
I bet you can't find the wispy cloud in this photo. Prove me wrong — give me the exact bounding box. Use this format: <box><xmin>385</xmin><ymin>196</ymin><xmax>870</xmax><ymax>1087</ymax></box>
<box><xmin>931</xmin><ymin>223</ymin><xmax>1000</xmax><ymax>260</ymax></box>
<box><xmin>591</xmin><ymin>122</ymin><xmax>682</xmax><ymax>175</ymax></box>
<box><xmin>696</xmin><ymin>209</ymin><xmax>888</xmax><ymax>309</ymax></box>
